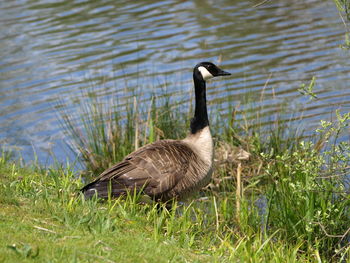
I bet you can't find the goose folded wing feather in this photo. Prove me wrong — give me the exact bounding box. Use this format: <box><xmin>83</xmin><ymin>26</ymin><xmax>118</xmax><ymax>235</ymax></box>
<box><xmin>83</xmin><ymin>140</ymin><xmax>192</xmax><ymax>199</ymax></box>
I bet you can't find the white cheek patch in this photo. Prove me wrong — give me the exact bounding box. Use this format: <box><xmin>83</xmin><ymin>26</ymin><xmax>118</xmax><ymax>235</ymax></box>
<box><xmin>198</xmin><ymin>66</ymin><xmax>214</xmax><ymax>80</ymax></box>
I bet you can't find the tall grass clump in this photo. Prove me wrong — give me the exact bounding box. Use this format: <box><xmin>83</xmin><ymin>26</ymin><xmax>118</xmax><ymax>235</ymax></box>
<box><xmin>57</xmin><ymin>91</ymin><xmax>188</xmax><ymax>176</ymax></box>
<box><xmin>210</xmin><ymin>92</ymin><xmax>305</xmax><ymax>194</ymax></box>
<box><xmin>0</xmin><ymin>148</ymin><xmax>13</xmax><ymax>165</ymax></box>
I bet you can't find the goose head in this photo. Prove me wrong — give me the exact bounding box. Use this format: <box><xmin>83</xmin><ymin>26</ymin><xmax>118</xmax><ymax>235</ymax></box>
<box><xmin>194</xmin><ymin>62</ymin><xmax>231</xmax><ymax>81</ymax></box>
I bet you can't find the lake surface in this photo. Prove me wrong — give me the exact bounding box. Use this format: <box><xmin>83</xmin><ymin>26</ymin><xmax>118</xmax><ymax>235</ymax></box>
<box><xmin>1</xmin><ymin>0</ymin><xmax>350</xmax><ymax>165</ymax></box>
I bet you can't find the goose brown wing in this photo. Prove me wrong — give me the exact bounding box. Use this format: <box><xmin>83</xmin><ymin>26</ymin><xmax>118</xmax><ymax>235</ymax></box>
<box><xmin>82</xmin><ymin>140</ymin><xmax>194</xmax><ymax>200</ymax></box>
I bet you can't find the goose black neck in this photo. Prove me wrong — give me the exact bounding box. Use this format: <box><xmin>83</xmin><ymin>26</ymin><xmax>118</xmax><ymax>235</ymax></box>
<box><xmin>190</xmin><ymin>71</ymin><xmax>209</xmax><ymax>134</ymax></box>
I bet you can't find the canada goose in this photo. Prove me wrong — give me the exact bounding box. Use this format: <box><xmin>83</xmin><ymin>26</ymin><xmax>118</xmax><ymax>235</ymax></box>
<box><xmin>82</xmin><ymin>62</ymin><xmax>231</xmax><ymax>201</ymax></box>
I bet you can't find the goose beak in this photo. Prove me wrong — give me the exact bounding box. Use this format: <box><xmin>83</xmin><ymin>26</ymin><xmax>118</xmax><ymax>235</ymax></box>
<box><xmin>217</xmin><ymin>69</ymin><xmax>231</xmax><ymax>76</ymax></box>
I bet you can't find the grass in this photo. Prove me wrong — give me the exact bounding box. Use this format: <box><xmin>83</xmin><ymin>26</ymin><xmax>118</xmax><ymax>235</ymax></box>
<box><xmin>0</xmin><ymin>156</ymin><xmax>334</xmax><ymax>262</ymax></box>
<box><xmin>1</xmin><ymin>81</ymin><xmax>349</xmax><ymax>261</ymax></box>
<box><xmin>0</xmin><ymin>161</ymin><xmax>200</xmax><ymax>262</ymax></box>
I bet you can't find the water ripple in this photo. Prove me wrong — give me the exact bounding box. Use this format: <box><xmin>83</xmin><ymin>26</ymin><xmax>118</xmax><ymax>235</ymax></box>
<box><xmin>0</xmin><ymin>0</ymin><xmax>349</xmax><ymax>163</ymax></box>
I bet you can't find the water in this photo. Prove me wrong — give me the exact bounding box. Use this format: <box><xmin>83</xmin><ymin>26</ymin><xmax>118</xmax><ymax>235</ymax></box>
<box><xmin>1</xmin><ymin>0</ymin><xmax>350</xmax><ymax>165</ymax></box>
